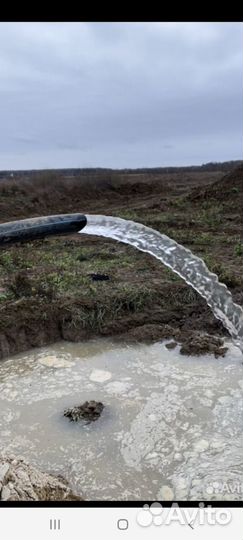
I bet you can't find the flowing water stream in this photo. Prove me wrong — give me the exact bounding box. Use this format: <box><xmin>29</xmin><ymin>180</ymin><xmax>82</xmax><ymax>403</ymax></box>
<box><xmin>80</xmin><ymin>215</ymin><xmax>243</xmax><ymax>349</ymax></box>
<box><xmin>0</xmin><ymin>339</ymin><xmax>242</xmax><ymax>500</ymax></box>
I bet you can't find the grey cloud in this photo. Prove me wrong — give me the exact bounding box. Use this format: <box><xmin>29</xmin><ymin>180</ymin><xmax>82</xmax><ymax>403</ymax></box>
<box><xmin>0</xmin><ymin>22</ymin><xmax>242</xmax><ymax>169</ymax></box>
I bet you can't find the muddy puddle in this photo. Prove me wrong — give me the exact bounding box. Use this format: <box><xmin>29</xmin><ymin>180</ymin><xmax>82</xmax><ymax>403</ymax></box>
<box><xmin>0</xmin><ymin>339</ymin><xmax>242</xmax><ymax>500</ymax></box>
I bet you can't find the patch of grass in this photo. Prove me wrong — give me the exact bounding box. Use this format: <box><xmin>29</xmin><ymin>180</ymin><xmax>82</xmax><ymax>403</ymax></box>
<box><xmin>169</xmin><ymin>195</ymin><xmax>188</xmax><ymax>208</ymax></box>
<box><xmin>0</xmin><ymin>249</ymin><xmax>35</xmax><ymax>276</ymax></box>
<box><xmin>203</xmin><ymin>256</ymin><xmax>242</xmax><ymax>288</ymax></box>
<box><xmin>8</xmin><ymin>271</ymin><xmax>33</xmax><ymax>298</ymax></box>
<box><xmin>0</xmin><ymin>290</ymin><xmax>14</xmax><ymax>303</ymax></box>
<box><xmin>61</xmin><ymin>284</ymin><xmax>158</xmax><ymax>332</ymax></box>
<box><xmin>198</xmin><ymin>206</ymin><xmax>224</xmax><ymax>228</ymax></box>
<box><xmin>168</xmin><ymin>286</ymin><xmax>199</xmax><ymax>306</ymax></box>
<box><xmin>163</xmin><ymin>228</ymin><xmax>197</xmax><ymax>245</ymax></box>
<box><xmin>163</xmin><ymin>267</ymin><xmax>181</xmax><ymax>282</ymax></box>
<box><xmin>118</xmin><ymin>210</ymin><xmax>141</xmax><ymax>221</ymax></box>
<box><xmin>0</xmin><ymin>252</ymin><xmax>15</xmax><ymax>272</ymax></box>
<box><xmin>195</xmin><ymin>232</ymin><xmax>214</xmax><ymax>245</ymax></box>
<box><xmin>1</xmin><ymin>238</ymin><xmax>145</xmax><ymax>304</ymax></box>
<box><xmin>144</xmin><ymin>214</ymin><xmax>179</xmax><ymax>230</ymax></box>
<box><xmin>115</xmin><ymin>284</ymin><xmax>156</xmax><ymax>312</ymax></box>
<box><xmin>39</xmin><ymin>270</ymin><xmax>88</xmax><ymax>297</ymax></box>
<box><xmin>234</xmin><ymin>240</ymin><xmax>243</xmax><ymax>257</ymax></box>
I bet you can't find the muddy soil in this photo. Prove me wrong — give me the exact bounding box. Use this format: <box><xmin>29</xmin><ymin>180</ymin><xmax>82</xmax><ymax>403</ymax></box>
<box><xmin>0</xmin><ymin>164</ymin><xmax>242</xmax><ymax>359</ymax></box>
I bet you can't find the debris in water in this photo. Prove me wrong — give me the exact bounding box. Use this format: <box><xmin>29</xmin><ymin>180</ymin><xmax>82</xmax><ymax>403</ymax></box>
<box><xmin>39</xmin><ymin>355</ymin><xmax>74</xmax><ymax>368</ymax></box>
<box><xmin>157</xmin><ymin>485</ymin><xmax>174</xmax><ymax>500</ymax></box>
<box><xmin>165</xmin><ymin>341</ymin><xmax>177</xmax><ymax>350</ymax></box>
<box><xmin>89</xmin><ymin>369</ymin><xmax>112</xmax><ymax>382</ymax></box>
<box><xmin>63</xmin><ymin>400</ymin><xmax>104</xmax><ymax>423</ymax></box>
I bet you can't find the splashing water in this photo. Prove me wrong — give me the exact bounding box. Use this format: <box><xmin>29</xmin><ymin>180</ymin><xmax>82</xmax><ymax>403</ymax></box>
<box><xmin>80</xmin><ymin>215</ymin><xmax>243</xmax><ymax>350</ymax></box>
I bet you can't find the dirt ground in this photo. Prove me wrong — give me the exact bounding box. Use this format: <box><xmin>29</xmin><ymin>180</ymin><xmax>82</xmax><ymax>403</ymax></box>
<box><xmin>0</xmin><ymin>163</ymin><xmax>242</xmax><ymax>359</ymax></box>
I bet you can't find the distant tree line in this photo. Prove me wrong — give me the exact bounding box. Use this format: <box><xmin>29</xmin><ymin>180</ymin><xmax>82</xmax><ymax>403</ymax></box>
<box><xmin>0</xmin><ymin>160</ymin><xmax>242</xmax><ymax>181</ymax></box>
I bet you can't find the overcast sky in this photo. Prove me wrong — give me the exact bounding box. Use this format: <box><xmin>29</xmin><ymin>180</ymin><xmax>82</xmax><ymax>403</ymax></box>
<box><xmin>0</xmin><ymin>22</ymin><xmax>242</xmax><ymax>170</ymax></box>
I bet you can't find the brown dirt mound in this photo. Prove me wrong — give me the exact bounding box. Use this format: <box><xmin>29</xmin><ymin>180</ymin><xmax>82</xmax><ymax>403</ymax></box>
<box><xmin>179</xmin><ymin>333</ymin><xmax>228</xmax><ymax>358</ymax></box>
<box><xmin>188</xmin><ymin>165</ymin><xmax>243</xmax><ymax>204</ymax></box>
<box><xmin>0</xmin><ymin>172</ymin><xmax>171</xmax><ymax>223</ymax></box>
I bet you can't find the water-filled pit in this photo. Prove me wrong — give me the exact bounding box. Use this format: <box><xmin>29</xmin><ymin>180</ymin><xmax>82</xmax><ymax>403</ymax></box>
<box><xmin>0</xmin><ymin>338</ymin><xmax>242</xmax><ymax>500</ymax></box>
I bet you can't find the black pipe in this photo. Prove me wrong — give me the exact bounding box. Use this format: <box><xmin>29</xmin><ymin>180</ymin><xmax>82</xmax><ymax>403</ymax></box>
<box><xmin>0</xmin><ymin>214</ymin><xmax>87</xmax><ymax>246</ymax></box>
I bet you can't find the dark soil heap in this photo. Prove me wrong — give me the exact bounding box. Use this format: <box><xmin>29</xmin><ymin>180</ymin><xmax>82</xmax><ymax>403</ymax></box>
<box><xmin>64</xmin><ymin>401</ymin><xmax>104</xmax><ymax>423</ymax></box>
<box><xmin>188</xmin><ymin>165</ymin><xmax>243</xmax><ymax>206</ymax></box>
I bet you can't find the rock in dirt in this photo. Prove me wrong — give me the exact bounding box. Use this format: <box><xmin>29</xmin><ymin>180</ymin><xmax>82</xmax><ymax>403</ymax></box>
<box><xmin>64</xmin><ymin>400</ymin><xmax>104</xmax><ymax>422</ymax></box>
<box><xmin>0</xmin><ymin>455</ymin><xmax>81</xmax><ymax>501</ymax></box>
